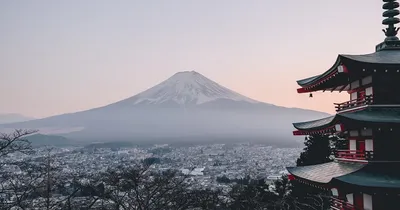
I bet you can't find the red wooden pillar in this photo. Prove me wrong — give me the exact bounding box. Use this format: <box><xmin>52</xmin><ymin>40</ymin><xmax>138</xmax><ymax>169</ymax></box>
<box><xmin>354</xmin><ymin>192</ymin><xmax>364</xmax><ymax>209</ymax></box>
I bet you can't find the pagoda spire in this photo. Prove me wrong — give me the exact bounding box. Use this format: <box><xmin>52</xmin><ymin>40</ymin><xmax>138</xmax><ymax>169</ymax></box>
<box><xmin>382</xmin><ymin>0</ymin><xmax>400</xmax><ymax>41</ymax></box>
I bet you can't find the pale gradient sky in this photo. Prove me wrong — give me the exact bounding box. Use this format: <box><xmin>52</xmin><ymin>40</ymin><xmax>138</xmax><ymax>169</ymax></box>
<box><xmin>0</xmin><ymin>1</ymin><xmax>385</xmax><ymax>118</ymax></box>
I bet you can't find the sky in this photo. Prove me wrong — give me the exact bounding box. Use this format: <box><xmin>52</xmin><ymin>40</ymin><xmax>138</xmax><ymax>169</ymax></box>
<box><xmin>0</xmin><ymin>1</ymin><xmax>386</xmax><ymax>118</ymax></box>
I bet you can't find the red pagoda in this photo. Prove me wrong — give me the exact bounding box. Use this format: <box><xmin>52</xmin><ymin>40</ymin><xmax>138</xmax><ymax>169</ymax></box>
<box><xmin>287</xmin><ymin>1</ymin><xmax>400</xmax><ymax>209</ymax></box>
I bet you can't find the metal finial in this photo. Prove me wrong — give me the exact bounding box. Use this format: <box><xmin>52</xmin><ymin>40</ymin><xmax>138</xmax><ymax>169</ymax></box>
<box><xmin>382</xmin><ymin>0</ymin><xmax>400</xmax><ymax>41</ymax></box>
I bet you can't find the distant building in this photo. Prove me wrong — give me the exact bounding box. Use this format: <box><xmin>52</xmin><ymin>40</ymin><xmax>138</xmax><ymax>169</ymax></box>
<box><xmin>181</xmin><ymin>167</ymin><xmax>205</xmax><ymax>176</ymax></box>
<box><xmin>266</xmin><ymin>175</ymin><xmax>281</xmax><ymax>181</ymax></box>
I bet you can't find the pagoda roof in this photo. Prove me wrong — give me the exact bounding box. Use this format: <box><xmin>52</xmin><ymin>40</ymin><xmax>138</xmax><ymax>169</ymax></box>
<box><xmin>296</xmin><ymin>50</ymin><xmax>400</xmax><ymax>93</ymax></box>
<box><xmin>296</xmin><ymin>56</ymin><xmax>342</xmax><ymax>87</ymax></box>
<box><xmin>293</xmin><ymin>116</ymin><xmax>336</xmax><ymax>130</ymax></box>
<box><xmin>293</xmin><ymin>107</ymin><xmax>400</xmax><ymax>132</ymax></box>
<box><xmin>335</xmin><ymin>162</ymin><xmax>400</xmax><ymax>189</ymax></box>
<box><xmin>340</xmin><ymin>50</ymin><xmax>400</xmax><ymax>65</ymax></box>
<box><xmin>287</xmin><ymin>161</ymin><xmax>364</xmax><ymax>184</ymax></box>
<box><xmin>287</xmin><ymin>162</ymin><xmax>400</xmax><ymax>189</ymax></box>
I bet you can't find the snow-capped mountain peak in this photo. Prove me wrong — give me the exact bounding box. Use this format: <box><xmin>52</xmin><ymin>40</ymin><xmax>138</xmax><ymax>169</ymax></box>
<box><xmin>126</xmin><ymin>71</ymin><xmax>259</xmax><ymax>106</ymax></box>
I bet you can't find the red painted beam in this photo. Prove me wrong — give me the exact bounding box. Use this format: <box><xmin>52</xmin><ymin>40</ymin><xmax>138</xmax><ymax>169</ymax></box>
<box><xmin>293</xmin><ymin>130</ymin><xmax>304</xmax><ymax>135</ymax></box>
<box><xmin>297</xmin><ymin>87</ymin><xmax>312</xmax><ymax>93</ymax></box>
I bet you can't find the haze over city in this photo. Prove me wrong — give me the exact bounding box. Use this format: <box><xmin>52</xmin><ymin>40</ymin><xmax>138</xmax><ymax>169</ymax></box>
<box><xmin>0</xmin><ymin>0</ymin><xmax>384</xmax><ymax>118</ymax></box>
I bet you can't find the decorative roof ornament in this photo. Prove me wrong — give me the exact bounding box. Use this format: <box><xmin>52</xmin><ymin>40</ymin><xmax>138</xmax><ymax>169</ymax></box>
<box><xmin>382</xmin><ymin>0</ymin><xmax>400</xmax><ymax>41</ymax></box>
<box><xmin>376</xmin><ymin>0</ymin><xmax>400</xmax><ymax>51</ymax></box>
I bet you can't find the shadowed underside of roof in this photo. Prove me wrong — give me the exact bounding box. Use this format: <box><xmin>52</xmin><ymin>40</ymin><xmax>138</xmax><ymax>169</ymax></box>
<box><xmin>339</xmin><ymin>107</ymin><xmax>400</xmax><ymax>123</ymax></box>
<box><xmin>335</xmin><ymin>163</ymin><xmax>400</xmax><ymax>189</ymax></box>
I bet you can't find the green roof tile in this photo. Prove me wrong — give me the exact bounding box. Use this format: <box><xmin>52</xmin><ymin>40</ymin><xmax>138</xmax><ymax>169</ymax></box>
<box><xmin>293</xmin><ymin>107</ymin><xmax>400</xmax><ymax>131</ymax></box>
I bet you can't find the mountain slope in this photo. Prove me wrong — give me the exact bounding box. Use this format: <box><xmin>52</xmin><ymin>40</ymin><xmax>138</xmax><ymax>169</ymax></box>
<box><xmin>0</xmin><ymin>113</ymin><xmax>35</xmax><ymax>124</ymax></box>
<box><xmin>0</xmin><ymin>71</ymin><xmax>330</xmax><ymax>146</ymax></box>
<box><xmin>110</xmin><ymin>71</ymin><xmax>259</xmax><ymax>107</ymax></box>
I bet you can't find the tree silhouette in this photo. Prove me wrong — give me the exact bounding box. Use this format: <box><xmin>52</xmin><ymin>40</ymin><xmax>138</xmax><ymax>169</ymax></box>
<box><xmin>296</xmin><ymin>134</ymin><xmax>335</xmax><ymax>167</ymax></box>
<box><xmin>292</xmin><ymin>134</ymin><xmax>335</xmax><ymax>210</ymax></box>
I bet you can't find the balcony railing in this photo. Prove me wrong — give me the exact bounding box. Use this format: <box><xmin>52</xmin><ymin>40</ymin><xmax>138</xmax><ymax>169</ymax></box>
<box><xmin>331</xmin><ymin>197</ymin><xmax>363</xmax><ymax>210</ymax></box>
<box><xmin>335</xmin><ymin>150</ymin><xmax>374</xmax><ymax>161</ymax></box>
<box><xmin>334</xmin><ymin>95</ymin><xmax>373</xmax><ymax>112</ymax></box>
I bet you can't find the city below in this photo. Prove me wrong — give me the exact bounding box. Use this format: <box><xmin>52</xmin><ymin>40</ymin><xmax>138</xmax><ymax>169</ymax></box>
<box><xmin>3</xmin><ymin>142</ymin><xmax>300</xmax><ymax>189</ymax></box>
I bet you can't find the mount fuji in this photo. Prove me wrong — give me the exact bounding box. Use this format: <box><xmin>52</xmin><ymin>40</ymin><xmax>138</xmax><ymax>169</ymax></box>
<box><xmin>0</xmin><ymin>71</ymin><xmax>329</xmax><ymax>146</ymax></box>
<box><xmin>120</xmin><ymin>71</ymin><xmax>258</xmax><ymax>106</ymax></box>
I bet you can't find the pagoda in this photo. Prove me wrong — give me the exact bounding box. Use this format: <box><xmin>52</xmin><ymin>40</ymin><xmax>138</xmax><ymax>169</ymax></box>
<box><xmin>287</xmin><ymin>1</ymin><xmax>400</xmax><ymax>209</ymax></box>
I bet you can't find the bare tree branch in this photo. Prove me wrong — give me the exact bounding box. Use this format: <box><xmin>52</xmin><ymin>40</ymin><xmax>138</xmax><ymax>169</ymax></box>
<box><xmin>0</xmin><ymin>129</ymin><xmax>37</xmax><ymax>158</ymax></box>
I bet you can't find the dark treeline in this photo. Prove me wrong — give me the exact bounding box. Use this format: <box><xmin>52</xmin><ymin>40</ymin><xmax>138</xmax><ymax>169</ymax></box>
<box><xmin>216</xmin><ymin>175</ymin><xmax>266</xmax><ymax>186</ymax></box>
<box><xmin>0</xmin><ymin>130</ymin><xmax>332</xmax><ymax>210</ymax></box>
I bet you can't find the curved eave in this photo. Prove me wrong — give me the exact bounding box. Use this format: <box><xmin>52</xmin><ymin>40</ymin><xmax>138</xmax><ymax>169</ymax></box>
<box><xmin>286</xmin><ymin>162</ymin><xmax>365</xmax><ymax>184</ymax></box>
<box><xmin>293</xmin><ymin>115</ymin><xmax>336</xmax><ymax>130</ymax></box>
<box><xmin>296</xmin><ymin>56</ymin><xmax>344</xmax><ymax>93</ymax></box>
<box><xmin>296</xmin><ymin>50</ymin><xmax>400</xmax><ymax>93</ymax></box>
<box><xmin>292</xmin><ymin>107</ymin><xmax>400</xmax><ymax>135</ymax></box>
<box><xmin>292</xmin><ymin>126</ymin><xmax>337</xmax><ymax>136</ymax></box>
<box><xmin>288</xmin><ymin>162</ymin><xmax>400</xmax><ymax>190</ymax></box>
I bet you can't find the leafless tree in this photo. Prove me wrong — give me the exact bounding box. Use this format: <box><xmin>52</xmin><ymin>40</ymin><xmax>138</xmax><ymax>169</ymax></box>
<box><xmin>0</xmin><ymin>129</ymin><xmax>37</xmax><ymax>158</ymax></box>
<box><xmin>65</xmin><ymin>162</ymin><xmax>224</xmax><ymax>210</ymax></box>
<box><xmin>0</xmin><ymin>161</ymin><xmax>47</xmax><ymax>210</ymax></box>
<box><xmin>0</xmin><ymin>129</ymin><xmax>329</xmax><ymax>210</ymax></box>
<box><xmin>224</xmin><ymin>175</ymin><xmax>330</xmax><ymax>210</ymax></box>
<box><xmin>0</xmin><ymin>145</ymin><xmax>78</xmax><ymax>210</ymax></box>
<box><xmin>99</xmin><ymin>163</ymin><xmax>193</xmax><ymax>210</ymax></box>
<box><xmin>0</xmin><ymin>129</ymin><xmax>37</xmax><ymax>209</ymax></box>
